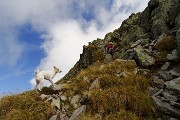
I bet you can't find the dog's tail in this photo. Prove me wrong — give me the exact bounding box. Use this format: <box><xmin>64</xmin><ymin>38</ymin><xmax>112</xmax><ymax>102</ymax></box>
<box><xmin>35</xmin><ymin>69</ymin><xmax>40</xmax><ymax>77</ymax></box>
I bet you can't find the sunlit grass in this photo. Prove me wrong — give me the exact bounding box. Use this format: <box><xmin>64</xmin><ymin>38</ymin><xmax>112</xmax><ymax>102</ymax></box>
<box><xmin>0</xmin><ymin>90</ymin><xmax>53</xmax><ymax>120</ymax></box>
<box><xmin>63</xmin><ymin>59</ymin><xmax>154</xmax><ymax>119</ymax></box>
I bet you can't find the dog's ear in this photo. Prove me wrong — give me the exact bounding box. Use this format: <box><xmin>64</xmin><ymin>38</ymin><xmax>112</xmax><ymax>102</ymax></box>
<box><xmin>53</xmin><ymin>66</ymin><xmax>56</xmax><ymax>69</ymax></box>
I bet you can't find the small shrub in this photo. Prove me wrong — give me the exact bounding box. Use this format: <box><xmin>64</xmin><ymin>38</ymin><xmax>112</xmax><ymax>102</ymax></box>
<box><xmin>154</xmin><ymin>35</ymin><xmax>176</xmax><ymax>51</ymax></box>
<box><xmin>87</xmin><ymin>45</ymin><xmax>105</xmax><ymax>62</ymax></box>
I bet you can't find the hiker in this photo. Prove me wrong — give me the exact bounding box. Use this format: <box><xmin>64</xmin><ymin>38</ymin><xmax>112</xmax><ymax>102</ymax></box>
<box><xmin>105</xmin><ymin>42</ymin><xmax>115</xmax><ymax>56</ymax></box>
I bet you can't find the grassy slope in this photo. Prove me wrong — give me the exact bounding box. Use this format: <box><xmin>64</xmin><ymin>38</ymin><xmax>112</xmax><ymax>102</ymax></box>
<box><xmin>0</xmin><ymin>91</ymin><xmax>53</xmax><ymax>120</ymax></box>
<box><xmin>60</xmin><ymin>60</ymin><xmax>155</xmax><ymax>120</ymax></box>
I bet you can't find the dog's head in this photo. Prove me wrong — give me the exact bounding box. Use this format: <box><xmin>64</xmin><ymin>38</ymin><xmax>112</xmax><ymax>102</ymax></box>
<box><xmin>53</xmin><ymin>66</ymin><xmax>62</xmax><ymax>73</ymax></box>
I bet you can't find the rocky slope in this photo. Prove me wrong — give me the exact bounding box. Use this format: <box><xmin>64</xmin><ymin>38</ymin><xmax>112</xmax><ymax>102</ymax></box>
<box><xmin>1</xmin><ymin>0</ymin><xmax>180</xmax><ymax>120</ymax></box>
<box><xmin>56</xmin><ymin>0</ymin><xmax>180</xmax><ymax>119</ymax></box>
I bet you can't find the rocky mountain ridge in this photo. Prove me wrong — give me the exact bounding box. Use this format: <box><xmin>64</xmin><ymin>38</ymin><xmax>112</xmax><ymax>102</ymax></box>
<box><xmin>55</xmin><ymin>0</ymin><xmax>180</xmax><ymax>119</ymax></box>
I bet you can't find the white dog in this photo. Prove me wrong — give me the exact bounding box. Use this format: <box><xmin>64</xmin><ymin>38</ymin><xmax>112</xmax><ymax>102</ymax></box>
<box><xmin>34</xmin><ymin>66</ymin><xmax>62</xmax><ymax>92</ymax></box>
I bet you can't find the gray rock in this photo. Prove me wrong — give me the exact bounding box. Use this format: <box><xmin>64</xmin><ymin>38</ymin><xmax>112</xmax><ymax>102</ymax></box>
<box><xmin>169</xmin><ymin>118</ymin><xmax>179</xmax><ymax>120</ymax></box>
<box><xmin>69</xmin><ymin>105</ymin><xmax>86</xmax><ymax>120</ymax></box>
<box><xmin>153</xmin><ymin>89</ymin><xmax>164</xmax><ymax>97</ymax></box>
<box><xmin>104</xmin><ymin>32</ymin><xmax>112</xmax><ymax>42</ymax></box>
<box><xmin>158</xmin><ymin>71</ymin><xmax>173</xmax><ymax>81</ymax></box>
<box><xmin>137</xmin><ymin>68</ymin><xmax>150</xmax><ymax>74</ymax></box>
<box><xmin>134</xmin><ymin>46</ymin><xmax>155</xmax><ymax>67</ymax></box>
<box><xmin>153</xmin><ymin>78</ymin><xmax>165</xmax><ymax>89</ymax></box>
<box><xmin>169</xmin><ymin>69</ymin><xmax>180</xmax><ymax>77</ymax></box>
<box><xmin>70</xmin><ymin>94</ymin><xmax>82</xmax><ymax>109</ymax></box>
<box><xmin>60</xmin><ymin>95</ymin><xmax>67</xmax><ymax>101</ymax></box>
<box><xmin>152</xmin><ymin>96</ymin><xmax>180</xmax><ymax>118</ymax></box>
<box><xmin>51</xmin><ymin>98</ymin><xmax>60</xmax><ymax>109</ymax></box>
<box><xmin>161</xmin><ymin>62</ymin><xmax>170</xmax><ymax>71</ymax></box>
<box><xmin>116</xmin><ymin>72</ymin><xmax>127</xmax><ymax>78</ymax></box>
<box><xmin>165</xmin><ymin>77</ymin><xmax>180</xmax><ymax>95</ymax></box>
<box><xmin>148</xmin><ymin>87</ymin><xmax>159</xmax><ymax>96</ymax></box>
<box><xmin>162</xmin><ymin>92</ymin><xmax>177</xmax><ymax>102</ymax></box>
<box><xmin>170</xmin><ymin>101</ymin><xmax>180</xmax><ymax>109</ymax></box>
<box><xmin>89</xmin><ymin>78</ymin><xmax>101</xmax><ymax>90</ymax></box>
<box><xmin>39</xmin><ymin>94</ymin><xmax>48</xmax><ymax>100</ymax></box>
<box><xmin>49</xmin><ymin>115</ymin><xmax>57</xmax><ymax>120</ymax></box>
<box><xmin>167</xmin><ymin>49</ymin><xmax>180</xmax><ymax>62</ymax></box>
<box><xmin>131</xmin><ymin>39</ymin><xmax>142</xmax><ymax>48</ymax></box>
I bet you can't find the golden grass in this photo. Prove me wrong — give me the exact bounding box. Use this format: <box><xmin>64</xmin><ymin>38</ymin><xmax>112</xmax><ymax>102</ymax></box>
<box><xmin>105</xmin><ymin>110</ymin><xmax>140</xmax><ymax>120</ymax></box>
<box><xmin>64</xmin><ymin>59</ymin><xmax>154</xmax><ymax>119</ymax></box>
<box><xmin>0</xmin><ymin>91</ymin><xmax>53</xmax><ymax>120</ymax></box>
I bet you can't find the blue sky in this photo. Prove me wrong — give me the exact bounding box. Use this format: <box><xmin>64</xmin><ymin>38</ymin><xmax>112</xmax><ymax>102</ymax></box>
<box><xmin>0</xmin><ymin>0</ymin><xmax>149</xmax><ymax>96</ymax></box>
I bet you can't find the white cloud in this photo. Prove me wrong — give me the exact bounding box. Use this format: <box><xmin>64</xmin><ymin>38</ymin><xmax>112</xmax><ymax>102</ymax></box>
<box><xmin>0</xmin><ymin>0</ymin><xmax>149</xmax><ymax>88</ymax></box>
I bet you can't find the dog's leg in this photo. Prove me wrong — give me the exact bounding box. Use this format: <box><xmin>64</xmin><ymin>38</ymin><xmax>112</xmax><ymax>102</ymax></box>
<box><xmin>48</xmin><ymin>79</ymin><xmax>54</xmax><ymax>86</ymax></box>
<box><xmin>35</xmin><ymin>79</ymin><xmax>41</xmax><ymax>92</ymax></box>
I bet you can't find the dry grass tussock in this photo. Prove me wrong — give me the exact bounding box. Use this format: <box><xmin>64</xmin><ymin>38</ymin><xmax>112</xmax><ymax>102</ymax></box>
<box><xmin>69</xmin><ymin>60</ymin><xmax>154</xmax><ymax>119</ymax></box>
<box><xmin>0</xmin><ymin>91</ymin><xmax>53</xmax><ymax>120</ymax></box>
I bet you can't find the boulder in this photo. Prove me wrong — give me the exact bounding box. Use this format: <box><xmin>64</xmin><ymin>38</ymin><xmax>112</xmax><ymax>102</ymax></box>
<box><xmin>134</xmin><ymin>46</ymin><xmax>155</xmax><ymax>67</ymax></box>
<box><xmin>152</xmin><ymin>96</ymin><xmax>180</xmax><ymax>118</ymax></box>
<box><xmin>169</xmin><ymin>69</ymin><xmax>180</xmax><ymax>77</ymax></box>
<box><xmin>167</xmin><ymin>49</ymin><xmax>180</xmax><ymax>62</ymax></box>
<box><xmin>69</xmin><ymin>105</ymin><xmax>86</xmax><ymax>120</ymax></box>
<box><xmin>153</xmin><ymin>78</ymin><xmax>165</xmax><ymax>89</ymax></box>
<box><xmin>165</xmin><ymin>77</ymin><xmax>180</xmax><ymax>95</ymax></box>
<box><xmin>89</xmin><ymin>78</ymin><xmax>101</xmax><ymax>90</ymax></box>
<box><xmin>161</xmin><ymin>62</ymin><xmax>170</xmax><ymax>71</ymax></box>
<box><xmin>158</xmin><ymin>71</ymin><xmax>173</xmax><ymax>81</ymax></box>
<box><xmin>70</xmin><ymin>94</ymin><xmax>82</xmax><ymax>109</ymax></box>
<box><xmin>51</xmin><ymin>98</ymin><xmax>61</xmax><ymax>109</ymax></box>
